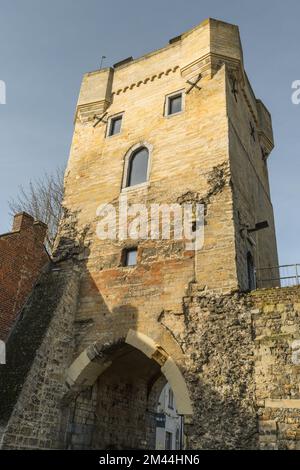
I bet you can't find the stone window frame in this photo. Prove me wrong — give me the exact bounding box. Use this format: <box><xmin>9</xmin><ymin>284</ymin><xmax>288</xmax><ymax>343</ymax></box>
<box><xmin>164</xmin><ymin>89</ymin><xmax>185</xmax><ymax>117</ymax></box>
<box><xmin>106</xmin><ymin>112</ymin><xmax>124</xmax><ymax>138</ymax></box>
<box><xmin>121</xmin><ymin>141</ymin><xmax>153</xmax><ymax>192</ymax></box>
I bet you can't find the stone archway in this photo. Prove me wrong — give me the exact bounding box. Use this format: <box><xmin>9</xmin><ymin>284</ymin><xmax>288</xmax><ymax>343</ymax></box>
<box><xmin>64</xmin><ymin>330</ymin><xmax>193</xmax><ymax>449</ymax></box>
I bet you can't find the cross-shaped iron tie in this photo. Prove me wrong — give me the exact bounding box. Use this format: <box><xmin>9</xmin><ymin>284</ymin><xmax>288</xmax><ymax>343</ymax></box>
<box><xmin>186</xmin><ymin>74</ymin><xmax>202</xmax><ymax>94</ymax></box>
<box><xmin>93</xmin><ymin>111</ymin><xmax>108</xmax><ymax>128</ymax></box>
<box><xmin>250</xmin><ymin>121</ymin><xmax>256</xmax><ymax>142</ymax></box>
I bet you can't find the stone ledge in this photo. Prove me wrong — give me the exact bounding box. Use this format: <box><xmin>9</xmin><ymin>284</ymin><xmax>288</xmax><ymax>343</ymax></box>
<box><xmin>265</xmin><ymin>399</ymin><xmax>300</xmax><ymax>409</ymax></box>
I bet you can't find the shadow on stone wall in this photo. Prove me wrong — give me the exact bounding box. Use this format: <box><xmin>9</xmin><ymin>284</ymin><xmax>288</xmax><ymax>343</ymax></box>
<box><xmin>0</xmin><ymin>209</ymin><xmax>260</xmax><ymax>450</ymax></box>
<box><xmin>180</xmin><ymin>287</ymin><xmax>258</xmax><ymax>450</ymax></box>
<box><xmin>185</xmin><ymin>377</ymin><xmax>258</xmax><ymax>449</ymax></box>
<box><xmin>0</xmin><ymin>263</ymin><xmax>67</xmax><ymax>426</ymax></box>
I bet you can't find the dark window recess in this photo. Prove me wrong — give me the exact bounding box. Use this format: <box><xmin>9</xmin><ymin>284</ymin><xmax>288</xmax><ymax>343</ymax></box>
<box><xmin>127</xmin><ymin>147</ymin><xmax>149</xmax><ymax>187</ymax></box>
<box><xmin>123</xmin><ymin>248</ymin><xmax>138</xmax><ymax>267</ymax></box>
<box><xmin>165</xmin><ymin>431</ymin><xmax>173</xmax><ymax>450</ymax></box>
<box><xmin>247</xmin><ymin>252</ymin><xmax>256</xmax><ymax>291</ymax></box>
<box><xmin>175</xmin><ymin>429</ymin><xmax>180</xmax><ymax>450</ymax></box>
<box><xmin>109</xmin><ymin>116</ymin><xmax>122</xmax><ymax>136</ymax></box>
<box><xmin>168</xmin><ymin>94</ymin><xmax>182</xmax><ymax>115</ymax></box>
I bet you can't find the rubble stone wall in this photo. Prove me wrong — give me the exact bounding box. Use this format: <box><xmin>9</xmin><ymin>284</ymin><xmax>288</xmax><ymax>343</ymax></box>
<box><xmin>0</xmin><ymin>263</ymin><xmax>80</xmax><ymax>449</ymax></box>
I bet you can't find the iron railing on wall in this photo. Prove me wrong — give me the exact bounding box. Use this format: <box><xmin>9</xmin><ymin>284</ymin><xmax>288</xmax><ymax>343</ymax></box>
<box><xmin>255</xmin><ymin>264</ymin><xmax>300</xmax><ymax>288</ymax></box>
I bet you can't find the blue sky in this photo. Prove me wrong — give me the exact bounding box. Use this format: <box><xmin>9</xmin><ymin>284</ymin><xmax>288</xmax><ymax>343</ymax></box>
<box><xmin>0</xmin><ymin>0</ymin><xmax>299</xmax><ymax>264</ymax></box>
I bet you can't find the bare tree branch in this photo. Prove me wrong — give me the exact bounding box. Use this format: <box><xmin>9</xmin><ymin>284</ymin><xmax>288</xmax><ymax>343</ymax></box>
<box><xmin>8</xmin><ymin>167</ymin><xmax>65</xmax><ymax>253</ymax></box>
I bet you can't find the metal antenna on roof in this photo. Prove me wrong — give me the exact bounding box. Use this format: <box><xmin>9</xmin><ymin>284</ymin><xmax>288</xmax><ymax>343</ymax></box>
<box><xmin>100</xmin><ymin>56</ymin><xmax>106</xmax><ymax>69</ymax></box>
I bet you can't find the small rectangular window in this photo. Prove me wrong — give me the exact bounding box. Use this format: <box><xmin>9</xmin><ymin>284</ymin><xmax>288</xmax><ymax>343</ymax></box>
<box><xmin>167</xmin><ymin>93</ymin><xmax>182</xmax><ymax>115</ymax></box>
<box><xmin>122</xmin><ymin>248</ymin><xmax>137</xmax><ymax>267</ymax></box>
<box><xmin>108</xmin><ymin>115</ymin><xmax>122</xmax><ymax>136</ymax></box>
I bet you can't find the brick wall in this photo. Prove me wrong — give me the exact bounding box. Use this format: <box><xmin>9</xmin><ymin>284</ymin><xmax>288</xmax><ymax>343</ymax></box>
<box><xmin>0</xmin><ymin>212</ymin><xmax>48</xmax><ymax>340</ymax></box>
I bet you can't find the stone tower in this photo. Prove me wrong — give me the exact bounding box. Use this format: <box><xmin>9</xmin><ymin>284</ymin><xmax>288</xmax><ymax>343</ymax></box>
<box><xmin>3</xmin><ymin>19</ymin><xmax>300</xmax><ymax>451</ymax></box>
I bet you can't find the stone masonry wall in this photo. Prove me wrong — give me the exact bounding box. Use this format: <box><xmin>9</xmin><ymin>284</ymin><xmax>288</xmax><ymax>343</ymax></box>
<box><xmin>0</xmin><ymin>262</ymin><xmax>80</xmax><ymax>449</ymax></box>
<box><xmin>0</xmin><ymin>19</ymin><xmax>290</xmax><ymax>451</ymax></box>
<box><xmin>251</xmin><ymin>286</ymin><xmax>300</xmax><ymax>450</ymax></box>
<box><xmin>63</xmin><ymin>23</ymin><xmax>239</xmax><ymax>296</ymax></box>
<box><xmin>1</xmin><ymin>269</ymin><xmax>300</xmax><ymax>449</ymax></box>
<box><xmin>226</xmin><ymin>70</ymin><xmax>279</xmax><ymax>291</ymax></box>
<box><xmin>160</xmin><ymin>285</ymin><xmax>300</xmax><ymax>449</ymax></box>
<box><xmin>93</xmin><ymin>375</ymin><xmax>153</xmax><ymax>450</ymax></box>
<box><xmin>65</xmin><ymin>385</ymin><xmax>98</xmax><ymax>450</ymax></box>
<box><xmin>170</xmin><ymin>284</ymin><xmax>257</xmax><ymax>450</ymax></box>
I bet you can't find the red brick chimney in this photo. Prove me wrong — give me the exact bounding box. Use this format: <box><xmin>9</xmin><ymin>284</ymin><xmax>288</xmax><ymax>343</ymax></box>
<box><xmin>0</xmin><ymin>213</ymin><xmax>49</xmax><ymax>340</ymax></box>
<box><xmin>12</xmin><ymin>212</ymin><xmax>35</xmax><ymax>232</ymax></box>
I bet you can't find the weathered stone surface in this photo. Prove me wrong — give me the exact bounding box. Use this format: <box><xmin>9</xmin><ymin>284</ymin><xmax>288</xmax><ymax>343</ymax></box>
<box><xmin>0</xmin><ymin>263</ymin><xmax>80</xmax><ymax>449</ymax></box>
<box><xmin>252</xmin><ymin>287</ymin><xmax>300</xmax><ymax>450</ymax></box>
<box><xmin>0</xmin><ymin>18</ymin><xmax>296</xmax><ymax>451</ymax></box>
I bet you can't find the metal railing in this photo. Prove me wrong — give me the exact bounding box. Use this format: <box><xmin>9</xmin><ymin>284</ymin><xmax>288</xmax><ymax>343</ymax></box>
<box><xmin>255</xmin><ymin>264</ymin><xmax>300</xmax><ymax>288</ymax></box>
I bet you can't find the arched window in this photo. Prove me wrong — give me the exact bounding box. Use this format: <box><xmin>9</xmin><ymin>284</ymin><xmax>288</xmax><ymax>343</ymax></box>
<box><xmin>126</xmin><ymin>147</ymin><xmax>149</xmax><ymax>187</ymax></box>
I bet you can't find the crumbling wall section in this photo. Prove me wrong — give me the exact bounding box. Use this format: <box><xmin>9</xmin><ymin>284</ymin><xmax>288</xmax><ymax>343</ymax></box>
<box><xmin>160</xmin><ymin>283</ymin><xmax>258</xmax><ymax>449</ymax></box>
<box><xmin>1</xmin><ymin>253</ymin><xmax>299</xmax><ymax>451</ymax></box>
<box><xmin>160</xmin><ymin>284</ymin><xmax>300</xmax><ymax>450</ymax></box>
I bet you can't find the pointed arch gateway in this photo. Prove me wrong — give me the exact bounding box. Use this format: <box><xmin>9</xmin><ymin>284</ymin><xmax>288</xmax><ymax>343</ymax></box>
<box><xmin>65</xmin><ymin>330</ymin><xmax>193</xmax><ymax>449</ymax></box>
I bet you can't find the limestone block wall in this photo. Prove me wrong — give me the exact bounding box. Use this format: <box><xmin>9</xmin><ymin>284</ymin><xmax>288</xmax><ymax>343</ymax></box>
<box><xmin>226</xmin><ymin>70</ymin><xmax>279</xmax><ymax>290</ymax></box>
<box><xmin>0</xmin><ymin>18</ymin><xmax>287</xmax><ymax>452</ymax></box>
<box><xmin>62</xmin><ymin>20</ymin><xmax>243</xmax><ymax>307</ymax></box>
<box><xmin>60</xmin><ymin>23</ymin><xmax>244</xmax><ymax>368</ymax></box>
<box><xmin>251</xmin><ymin>287</ymin><xmax>300</xmax><ymax>450</ymax></box>
<box><xmin>76</xmin><ymin>68</ymin><xmax>114</xmax><ymax>122</ymax></box>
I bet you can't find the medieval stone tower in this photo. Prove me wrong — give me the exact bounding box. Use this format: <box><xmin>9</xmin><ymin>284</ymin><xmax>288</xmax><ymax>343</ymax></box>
<box><xmin>1</xmin><ymin>19</ymin><xmax>300</xmax><ymax>451</ymax></box>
